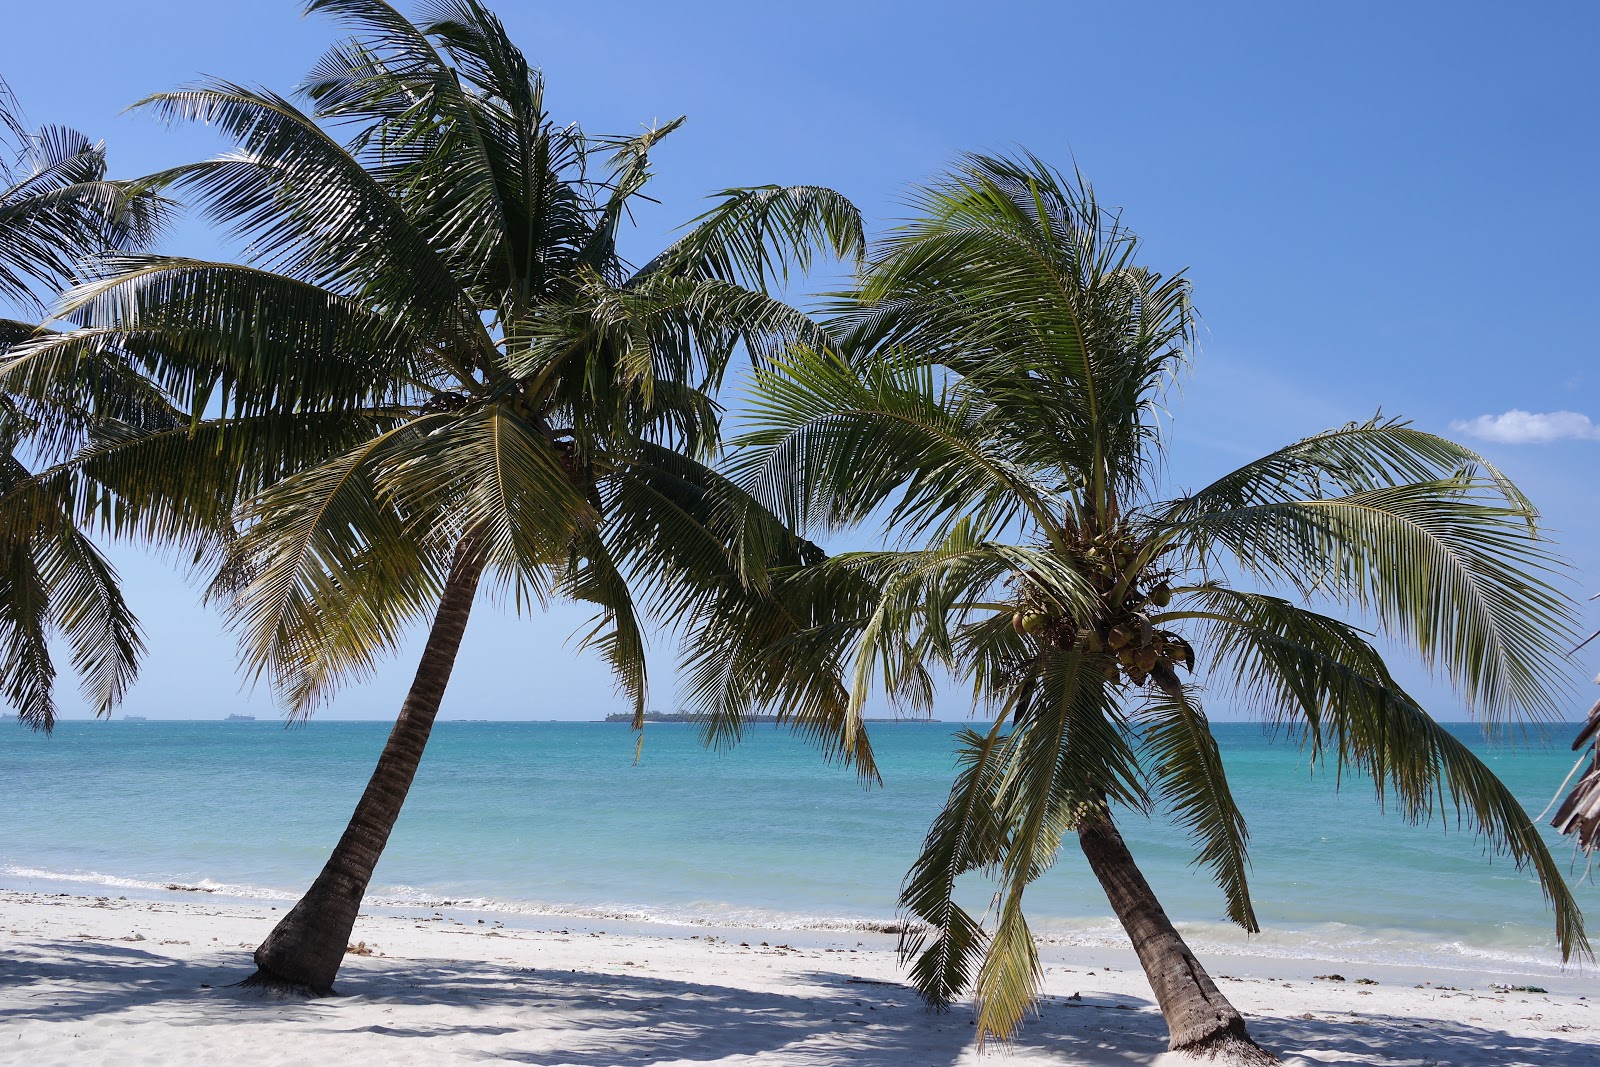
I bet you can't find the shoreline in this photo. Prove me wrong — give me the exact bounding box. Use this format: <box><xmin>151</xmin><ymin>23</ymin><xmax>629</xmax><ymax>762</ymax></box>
<box><xmin>2</xmin><ymin>887</ymin><xmax>1595</xmax><ymax>1065</ymax></box>
<box><xmin>1</xmin><ymin>864</ymin><xmax>1582</xmax><ymax>990</ymax></box>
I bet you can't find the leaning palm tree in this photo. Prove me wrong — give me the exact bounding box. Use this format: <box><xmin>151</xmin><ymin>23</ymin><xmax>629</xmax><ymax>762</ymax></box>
<box><xmin>730</xmin><ymin>153</ymin><xmax>1587</xmax><ymax>1063</ymax></box>
<box><xmin>0</xmin><ymin>78</ymin><xmax>169</xmax><ymax>730</ymax></box>
<box><xmin>1552</xmin><ymin>683</ymin><xmax>1600</xmax><ymax>852</ymax></box>
<box><xmin>1551</xmin><ymin>609</ymin><xmax>1600</xmax><ymax>852</ymax></box>
<box><xmin>2</xmin><ymin>0</ymin><xmax>866</xmax><ymax>994</ymax></box>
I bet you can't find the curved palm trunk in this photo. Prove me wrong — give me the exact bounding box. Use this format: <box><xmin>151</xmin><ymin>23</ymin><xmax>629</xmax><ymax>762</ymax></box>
<box><xmin>242</xmin><ymin>537</ymin><xmax>486</xmax><ymax>995</ymax></box>
<box><xmin>1077</xmin><ymin>812</ymin><xmax>1276</xmax><ymax>1064</ymax></box>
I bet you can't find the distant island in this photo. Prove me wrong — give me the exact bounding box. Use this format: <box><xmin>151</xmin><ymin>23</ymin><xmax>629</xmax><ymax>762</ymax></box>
<box><xmin>603</xmin><ymin>712</ymin><xmax>924</xmax><ymax>724</ymax></box>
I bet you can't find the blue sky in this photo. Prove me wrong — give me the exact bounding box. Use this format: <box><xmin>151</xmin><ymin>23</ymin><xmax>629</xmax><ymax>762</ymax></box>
<box><xmin>5</xmin><ymin>1</ymin><xmax>1597</xmax><ymax>722</ymax></box>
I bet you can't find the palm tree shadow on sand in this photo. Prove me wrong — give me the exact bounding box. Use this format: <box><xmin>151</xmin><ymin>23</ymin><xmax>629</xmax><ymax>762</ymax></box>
<box><xmin>1</xmin><ymin>937</ymin><xmax>1594</xmax><ymax>1066</ymax></box>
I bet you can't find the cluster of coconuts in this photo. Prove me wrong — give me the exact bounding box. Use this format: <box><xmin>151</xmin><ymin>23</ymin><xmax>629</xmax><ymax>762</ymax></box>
<box><xmin>1007</xmin><ymin>528</ymin><xmax>1193</xmax><ymax>693</ymax></box>
<box><xmin>1010</xmin><ymin>600</ymin><xmax>1192</xmax><ymax>691</ymax></box>
<box><xmin>1080</xmin><ymin>608</ymin><xmax>1193</xmax><ymax>690</ymax></box>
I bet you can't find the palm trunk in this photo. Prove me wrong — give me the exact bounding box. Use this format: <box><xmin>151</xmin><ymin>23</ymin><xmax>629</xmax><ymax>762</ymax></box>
<box><xmin>1077</xmin><ymin>811</ymin><xmax>1276</xmax><ymax>1064</ymax></box>
<box><xmin>241</xmin><ymin>536</ymin><xmax>486</xmax><ymax>995</ymax></box>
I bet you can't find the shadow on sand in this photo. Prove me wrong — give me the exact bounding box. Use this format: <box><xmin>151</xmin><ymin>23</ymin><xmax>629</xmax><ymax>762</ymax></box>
<box><xmin>0</xmin><ymin>937</ymin><xmax>1593</xmax><ymax>1066</ymax></box>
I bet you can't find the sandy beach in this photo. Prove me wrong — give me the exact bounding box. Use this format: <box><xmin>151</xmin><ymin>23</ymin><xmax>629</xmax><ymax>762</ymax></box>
<box><xmin>1</xmin><ymin>888</ymin><xmax>1594</xmax><ymax>1066</ymax></box>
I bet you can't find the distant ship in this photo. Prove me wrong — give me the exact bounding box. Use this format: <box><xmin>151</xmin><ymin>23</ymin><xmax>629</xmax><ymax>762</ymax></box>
<box><xmin>124</xmin><ymin>715</ymin><xmax>148</xmax><ymax>722</ymax></box>
<box><xmin>223</xmin><ymin>714</ymin><xmax>257</xmax><ymax>722</ymax></box>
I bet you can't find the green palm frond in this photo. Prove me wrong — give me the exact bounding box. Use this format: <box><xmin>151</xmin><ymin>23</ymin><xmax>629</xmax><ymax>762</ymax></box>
<box><xmin>0</xmin><ymin>85</ymin><xmax>170</xmax><ymax>730</ymax></box>
<box><xmin>226</xmin><ymin>419</ymin><xmax>446</xmax><ymax>710</ymax></box>
<box><xmin>970</xmin><ymin>650</ymin><xmax>1136</xmax><ymax>1041</ymax></box>
<box><xmin>974</xmin><ymin>890</ymin><xmax>1041</xmax><ymax>1047</ymax></box>
<box><xmin>0</xmin><ymin>418</ymin><xmax>144</xmax><ymax>731</ymax></box>
<box><xmin>601</xmin><ymin>444</ymin><xmax>878</xmax><ymax>773</ymax></box>
<box><xmin>0</xmin><ymin>411</ymin><xmax>391</xmax><ymax>553</ymax></box>
<box><xmin>679</xmin><ymin>556</ymin><xmax>878</xmax><ymax>778</ymax></box>
<box><xmin>0</xmin><ymin>322</ymin><xmax>182</xmax><ymax>465</ymax></box>
<box><xmin>736</xmin><ymin>344</ymin><xmax>1067</xmax><ymax>543</ymax></box>
<box><xmin>381</xmin><ymin>404</ymin><xmax>597</xmax><ymax>583</ymax></box>
<box><xmin>562</xmin><ymin>531</ymin><xmax>649</xmax><ymax>726</ymax></box>
<box><xmin>827</xmin><ymin>531</ymin><xmax>1102</xmax><ymax>722</ymax></box>
<box><xmin>1183</xmin><ymin>586</ymin><xmax>1587</xmax><ymax>959</ymax></box>
<box><xmin>644</xmin><ymin>183</ymin><xmax>866</xmax><ymax>290</ymax></box>
<box><xmin>0</xmin><ymin>81</ymin><xmax>173</xmax><ymax>307</ymax></box>
<box><xmin>1164</xmin><ymin>415</ymin><xmax>1535</xmax><ymax>520</ymax></box>
<box><xmin>834</xmin><ymin>152</ymin><xmax>1194</xmax><ymax>516</ymax></box>
<box><xmin>16</xmin><ymin>259</ymin><xmax>433</xmax><ymax>419</ymax></box>
<box><xmin>0</xmin><ymin>538</ymin><xmax>55</xmax><ymax>729</ymax></box>
<box><xmin>1174</xmin><ymin>480</ymin><xmax>1574</xmax><ymax>719</ymax></box>
<box><xmin>0</xmin><ymin>119</ymin><xmax>104</xmax><ymax>307</ymax></box>
<box><xmin>135</xmin><ymin>81</ymin><xmax>487</xmax><ymax>358</ymax></box>
<box><xmin>1137</xmin><ymin>690</ymin><xmax>1256</xmax><ymax>931</ymax></box>
<box><xmin>36</xmin><ymin>519</ymin><xmax>143</xmax><ymax>717</ymax></box>
<box><xmin>898</xmin><ymin>721</ymin><xmax>1008</xmax><ymax>1008</ymax></box>
<box><xmin>512</xmin><ymin>272</ymin><xmax>828</xmax><ymax>432</ymax></box>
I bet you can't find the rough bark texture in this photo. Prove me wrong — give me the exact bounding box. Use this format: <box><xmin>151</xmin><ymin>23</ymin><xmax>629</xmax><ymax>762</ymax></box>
<box><xmin>1077</xmin><ymin>812</ymin><xmax>1277</xmax><ymax>1063</ymax></box>
<box><xmin>241</xmin><ymin>537</ymin><xmax>486</xmax><ymax>996</ymax></box>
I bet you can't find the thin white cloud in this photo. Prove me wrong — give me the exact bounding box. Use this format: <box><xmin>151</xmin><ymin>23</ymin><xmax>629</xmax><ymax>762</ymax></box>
<box><xmin>1449</xmin><ymin>409</ymin><xmax>1600</xmax><ymax>445</ymax></box>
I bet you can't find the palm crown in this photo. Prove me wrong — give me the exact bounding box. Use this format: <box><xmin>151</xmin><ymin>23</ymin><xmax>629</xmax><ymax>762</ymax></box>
<box><xmin>4</xmin><ymin>0</ymin><xmax>864</xmax><ymax>722</ymax></box>
<box><xmin>732</xmin><ymin>153</ymin><xmax>1585</xmax><ymax>1052</ymax></box>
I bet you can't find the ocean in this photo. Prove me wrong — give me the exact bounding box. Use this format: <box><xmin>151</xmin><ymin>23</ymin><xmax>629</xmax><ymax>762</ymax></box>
<box><xmin>3</xmin><ymin>719</ymin><xmax>1594</xmax><ymax>980</ymax></box>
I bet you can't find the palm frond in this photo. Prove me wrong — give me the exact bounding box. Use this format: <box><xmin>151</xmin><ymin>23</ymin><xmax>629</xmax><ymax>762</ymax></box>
<box><xmin>1185</xmin><ymin>586</ymin><xmax>1588</xmax><ymax>960</ymax></box>
<box><xmin>225</xmin><ymin>418</ymin><xmax>446</xmax><ymax>710</ymax></box>
<box><xmin>135</xmin><ymin>81</ymin><xmax>487</xmax><ymax>360</ymax></box>
<box><xmin>734</xmin><ymin>345</ymin><xmax>1067</xmax><ymax>544</ymax></box>
<box><xmin>17</xmin><ymin>258</ymin><xmax>433</xmax><ymax>420</ymax></box>
<box><xmin>1174</xmin><ymin>481</ymin><xmax>1574</xmax><ymax>720</ymax></box>
<box><xmin>899</xmin><ymin>721</ymin><xmax>1009</xmax><ymax>1008</ymax></box>
<box><xmin>33</xmin><ymin>519</ymin><xmax>143</xmax><ymax>717</ymax></box>
<box><xmin>644</xmin><ymin>183</ymin><xmax>865</xmax><ymax>291</ymax></box>
<box><xmin>1137</xmin><ymin>690</ymin><xmax>1256</xmax><ymax>931</ymax></box>
<box><xmin>561</xmin><ymin>531</ymin><xmax>649</xmax><ymax>726</ymax></box>
<box><xmin>0</xmin><ymin>527</ymin><xmax>56</xmax><ymax>730</ymax></box>
<box><xmin>379</xmin><ymin>404</ymin><xmax>596</xmax><ymax>583</ymax></box>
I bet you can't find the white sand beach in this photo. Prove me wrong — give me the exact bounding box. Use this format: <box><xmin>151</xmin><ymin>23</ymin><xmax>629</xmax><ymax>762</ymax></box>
<box><xmin>1</xmin><ymin>888</ymin><xmax>1594</xmax><ymax>1066</ymax></box>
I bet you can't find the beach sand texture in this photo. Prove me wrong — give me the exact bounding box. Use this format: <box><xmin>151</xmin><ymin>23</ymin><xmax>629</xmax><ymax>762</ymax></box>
<box><xmin>2</xmin><ymin>890</ymin><xmax>1594</xmax><ymax>1066</ymax></box>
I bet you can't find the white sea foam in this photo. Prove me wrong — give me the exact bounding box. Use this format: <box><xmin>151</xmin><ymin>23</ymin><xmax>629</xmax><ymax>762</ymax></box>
<box><xmin>0</xmin><ymin>863</ymin><xmax>300</xmax><ymax>902</ymax></box>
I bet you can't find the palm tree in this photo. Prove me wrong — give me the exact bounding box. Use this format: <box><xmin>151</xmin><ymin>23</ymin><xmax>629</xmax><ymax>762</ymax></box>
<box><xmin>1</xmin><ymin>0</ymin><xmax>866</xmax><ymax>994</ymax></box>
<box><xmin>0</xmin><ymin>78</ymin><xmax>169</xmax><ymax>731</ymax></box>
<box><xmin>730</xmin><ymin>153</ymin><xmax>1587</xmax><ymax>1062</ymax></box>
<box><xmin>1552</xmin><ymin>685</ymin><xmax>1600</xmax><ymax>852</ymax></box>
<box><xmin>1551</xmin><ymin>611</ymin><xmax>1600</xmax><ymax>851</ymax></box>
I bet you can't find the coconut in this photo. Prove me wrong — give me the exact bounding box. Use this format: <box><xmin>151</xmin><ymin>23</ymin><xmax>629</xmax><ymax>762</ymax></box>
<box><xmin>1020</xmin><ymin>612</ymin><xmax>1049</xmax><ymax>633</ymax></box>
<box><xmin>1106</xmin><ymin>624</ymin><xmax>1132</xmax><ymax>650</ymax></box>
<box><xmin>1135</xmin><ymin>647</ymin><xmax>1158</xmax><ymax>672</ymax></box>
<box><xmin>1150</xmin><ymin>582</ymin><xmax>1172</xmax><ymax>608</ymax></box>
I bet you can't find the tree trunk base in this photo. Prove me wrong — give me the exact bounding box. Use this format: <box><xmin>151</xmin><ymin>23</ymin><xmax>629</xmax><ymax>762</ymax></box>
<box><xmin>233</xmin><ymin>968</ymin><xmax>335</xmax><ymax>998</ymax></box>
<box><xmin>1168</xmin><ymin>1026</ymin><xmax>1280</xmax><ymax>1065</ymax></box>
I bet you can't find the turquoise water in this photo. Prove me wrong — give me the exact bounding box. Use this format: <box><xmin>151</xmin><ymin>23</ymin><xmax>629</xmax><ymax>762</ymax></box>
<box><xmin>2</xmin><ymin>719</ymin><xmax>1594</xmax><ymax>977</ymax></box>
